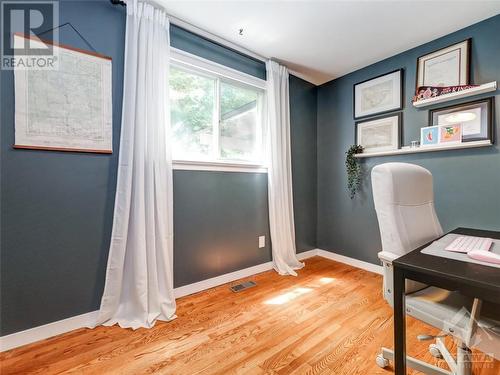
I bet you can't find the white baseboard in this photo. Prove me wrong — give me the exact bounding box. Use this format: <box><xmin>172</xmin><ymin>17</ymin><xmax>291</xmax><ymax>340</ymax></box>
<box><xmin>316</xmin><ymin>249</ymin><xmax>383</xmax><ymax>275</ymax></box>
<box><xmin>297</xmin><ymin>248</ymin><xmax>319</xmax><ymax>261</ymax></box>
<box><xmin>174</xmin><ymin>261</ymin><xmax>274</xmax><ymax>298</ymax></box>
<box><xmin>0</xmin><ymin>248</ymin><xmax>379</xmax><ymax>352</ymax></box>
<box><xmin>174</xmin><ymin>248</ymin><xmax>318</xmax><ymax>299</ymax></box>
<box><xmin>0</xmin><ymin>310</ymin><xmax>99</xmax><ymax>352</ymax></box>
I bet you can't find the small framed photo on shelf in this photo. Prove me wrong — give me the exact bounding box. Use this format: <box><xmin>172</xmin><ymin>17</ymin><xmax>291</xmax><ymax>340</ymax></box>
<box><xmin>353</xmin><ymin>69</ymin><xmax>403</xmax><ymax>119</ymax></box>
<box><xmin>429</xmin><ymin>97</ymin><xmax>494</xmax><ymax>142</ymax></box>
<box><xmin>439</xmin><ymin>124</ymin><xmax>462</xmax><ymax>144</ymax></box>
<box><xmin>356</xmin><ymin>113</ymin><xmax>401</xmax><ymax>153</ymax></box>
<box><xmin>420</xmin><ymin>125</ymin><xmax>439</xmax><ymax>146</ymax></box>
<box><xmin>416</xmin><ymin>39</ymin><xmax>470</xmax><ymax>89</ymax></box>
<box><xmin>420</xmin><ymin>124</ymin><xmax>462</xmax><ymax>146</ymax></box>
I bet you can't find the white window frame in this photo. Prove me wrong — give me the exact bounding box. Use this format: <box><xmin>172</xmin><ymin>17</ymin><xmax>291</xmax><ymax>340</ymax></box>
<box><xmin>170</xmin><ymin>48</ymin><xmax>268</xmax><ymax>173</ymax></box>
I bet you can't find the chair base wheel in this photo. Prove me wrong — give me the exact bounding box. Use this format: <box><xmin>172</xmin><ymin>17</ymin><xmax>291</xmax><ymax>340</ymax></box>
<box><xmin>429</xmin><ymin>343</ymin><xmax>443</xmax><ymax>358</ymax></box>
<box><xmin>376</xmin><ymin>354</ymin><xmax>389</xmax><ymax>368</ymax></box>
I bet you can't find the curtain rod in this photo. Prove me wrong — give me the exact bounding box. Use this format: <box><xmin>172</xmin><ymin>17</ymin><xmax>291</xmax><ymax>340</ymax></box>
<box><xmin>109</xmin><ymin>0</ymin><xmax>268</xmax><ymax>64</ymax></box>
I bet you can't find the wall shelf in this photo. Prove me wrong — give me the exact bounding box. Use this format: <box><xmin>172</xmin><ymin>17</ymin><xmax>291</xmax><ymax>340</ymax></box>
<box><xmin>354</xmin><ymin>140</ymin><xmax>493</xmax><ymax>158</ymax></box>
<box><xmin>412</xmin><ymin>81</ymin><xmax>497</xmax><ymax>108</ymax></box>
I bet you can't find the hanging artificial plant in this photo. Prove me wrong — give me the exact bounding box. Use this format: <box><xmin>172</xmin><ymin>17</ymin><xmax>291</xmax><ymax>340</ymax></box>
<box><xmin>345</xmin><ymin>145</ymin><xmax>364</xmax><ymax>199</ymax></box>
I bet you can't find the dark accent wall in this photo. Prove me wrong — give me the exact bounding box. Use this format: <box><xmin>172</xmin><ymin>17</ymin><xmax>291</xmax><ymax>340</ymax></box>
<box><xmin>290</xmin><ymin>76</ymin><xmax>318</xmax><ymax>252</ymax></box>
<box><xmin>0</xmin><ymin>0</ymin><xmax>125</xmax><ymax>336</ymax></box>
<box><xmin>0</xmin><ymin>0</ymin><xmax>318</xmax><ymax>335</ymax></box>
<box><xmin>317</xmin><ymin>15</ymin><xmax>500</xmax><ymax>265</ymax></box>
<box><xmin>173</xmin><ymin>171</ymin><xmax>271</xmax><ymax>287</ymax></box>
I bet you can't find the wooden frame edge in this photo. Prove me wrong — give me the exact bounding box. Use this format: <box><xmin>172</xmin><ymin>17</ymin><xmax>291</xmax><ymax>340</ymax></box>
<box><xmin>13</xmin><ymin>145</ymin><xmax>112</xmax><ymax>154</ymax></box>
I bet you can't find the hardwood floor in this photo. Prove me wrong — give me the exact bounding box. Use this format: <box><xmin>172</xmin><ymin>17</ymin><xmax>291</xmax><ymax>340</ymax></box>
<box><xmin>1</xmin><ymin>256</ymin><xmax>498</xmax><ymax>374</ymax></box>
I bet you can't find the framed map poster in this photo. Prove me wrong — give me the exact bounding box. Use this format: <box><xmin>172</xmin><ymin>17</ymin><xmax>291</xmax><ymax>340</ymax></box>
<box><xmin>353</xmin><ymin>69</ymin><xmax>403</xmax><ymax>119</ymax></box>
<box><xmin>355</xmin><ymin>113</ymin><xmax>401</xmax><ymax>153</ymax></box>
<box><xmin>14</xmin><ymin>33</ymin><xmax>112</xmax><ymax>153</ymax></box>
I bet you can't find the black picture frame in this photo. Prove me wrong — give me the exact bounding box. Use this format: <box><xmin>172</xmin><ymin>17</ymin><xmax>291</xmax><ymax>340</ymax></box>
<box><xmin>353</xmin><ymin>69</ymin><xmax>404</xmax><ymax>120</ymax></box>
<box><xmin>428</xmin><ymin>97</ymin><xmax>494</xmax><ymax>143</ymax></box>
<box><xmin>355</xmin><ymin>112</ymin><xmax>403</xmax><ymax>152</ymax></box>
<box><xmin>415</xmin><ymin>38</ymin><xmax>471</xmax><ymax>91</ymax></box>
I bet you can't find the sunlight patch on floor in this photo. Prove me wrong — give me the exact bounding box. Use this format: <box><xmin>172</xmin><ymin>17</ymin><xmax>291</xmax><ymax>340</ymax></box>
<box><xmin>319</xmin><ymin>277</ymin><xmax>335</xmax><ymax>284</ymax></box>
<box><xmin>264</xmin><ymin>287</ymin><xmax>313</xmax><ymax>305</ymax></box>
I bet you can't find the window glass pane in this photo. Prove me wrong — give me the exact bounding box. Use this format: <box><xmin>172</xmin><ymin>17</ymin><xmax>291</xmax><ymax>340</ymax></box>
<box><xmin>220</xmin><ymin>81</ymin><xmax>262</xmax><ymax>161</ymax></box>
<box><xmin>170</xmin><ymin>67</ymin><xmax>215</xmax><ymax>160</ymax></box>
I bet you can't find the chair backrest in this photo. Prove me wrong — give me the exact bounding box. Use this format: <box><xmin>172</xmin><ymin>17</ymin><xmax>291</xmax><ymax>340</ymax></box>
<box><xmin>371</xmin><ymin>162</ymin><xmax>443</xmax><ymax>257</ymax></box>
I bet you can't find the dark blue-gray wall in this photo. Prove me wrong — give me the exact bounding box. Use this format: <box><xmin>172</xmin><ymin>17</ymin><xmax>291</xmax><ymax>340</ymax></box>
<box><xmin>1</xmin><ymin>0</ymin><xmax>125</xmax><ymax>336</ymax></box>
<box><xmin>317</xmin><ymin>14</ymin><xmax>500</xmax><ymax>265</ymax></box>
<box><xmin>290</xmin><ymin>76</ymin><xmax>318</xmax><ymax>251</ymax></box>
<box><xmin>0</xmin><ymin>0</ymin><xmax>318</xmax><ymax>335</ymax></box>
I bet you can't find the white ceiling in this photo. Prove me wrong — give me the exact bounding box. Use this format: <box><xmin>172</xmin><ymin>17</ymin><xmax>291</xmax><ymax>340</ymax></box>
<box><xmin>159</xmin><ymin>1</ymin><xmax>500</xmax><ymax>85</ymax></box>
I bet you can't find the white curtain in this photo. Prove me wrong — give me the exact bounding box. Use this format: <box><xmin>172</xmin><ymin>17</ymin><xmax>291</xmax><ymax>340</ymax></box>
<box><xmin>266</xmin><ymin>60</ymin><xmax>304</xmax><ymax>276</ymax></box>
<box><xmin>96</xmin><ymin>0</ymin><xmax>176</xmax><ymax>329</ymax></box>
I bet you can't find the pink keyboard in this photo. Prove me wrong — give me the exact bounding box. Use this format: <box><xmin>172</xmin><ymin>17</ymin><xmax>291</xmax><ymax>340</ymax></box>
<box><xmin>445</xmin><ymin>236</ymin><xmax>492</xmax><ymax>253</ymax></box>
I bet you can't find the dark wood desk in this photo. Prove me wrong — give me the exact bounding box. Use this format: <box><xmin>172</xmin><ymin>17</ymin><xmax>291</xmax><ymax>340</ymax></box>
<box><xmin>392</xmin><ymin>227</ymin><xmax>500</xmax><ymax>375</ymax></box>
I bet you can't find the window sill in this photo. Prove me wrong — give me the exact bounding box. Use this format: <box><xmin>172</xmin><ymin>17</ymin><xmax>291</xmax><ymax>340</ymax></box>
<box><xmin>173</xmin><ymin>160</ymin><xmax>268</xmax><ymax>173</ymax></box>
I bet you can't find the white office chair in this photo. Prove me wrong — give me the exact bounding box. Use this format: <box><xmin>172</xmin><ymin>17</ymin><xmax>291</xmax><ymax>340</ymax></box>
<box><xmin>372</xmin><ymin>162</ymin><xmax>500</xmax><ymax>375</ymax></box>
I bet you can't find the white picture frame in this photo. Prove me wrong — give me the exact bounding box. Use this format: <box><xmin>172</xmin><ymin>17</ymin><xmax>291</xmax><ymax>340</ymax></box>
<box><xmin>356</xmin><ymin>113</ymin><xmax>401</xmax><ymax>153</ymax></box>
<box><xmin>416</xmin><ymin>39</ymin><xmax>470</xmax><ymax>88</ymax></box>
<box><xmin>354</xmin><ymin>69</ymin><xmax>403</xmax><ymax>119</ymax></box>
<box><xmin>420</xmin><ymin>125</ymin><xmax>440</xmax><ymax>147</ymax></box>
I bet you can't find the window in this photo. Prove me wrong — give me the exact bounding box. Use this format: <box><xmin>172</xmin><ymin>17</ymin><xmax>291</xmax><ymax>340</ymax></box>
<box><xmin>169</xmin><ymin>53</ymin><xmax>266</xmax><ymax>169</ymax></box>
<box><xmin>170</xmin><ymin>67</ymin><xmax>215</xmax><ymax>161</ymax></box>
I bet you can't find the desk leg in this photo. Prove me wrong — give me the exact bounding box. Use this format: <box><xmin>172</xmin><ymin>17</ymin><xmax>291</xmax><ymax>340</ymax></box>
<box><xmin>393</xmin><ymin>266</ymin><xmax>406</xmax><ymax>375</ymax></box>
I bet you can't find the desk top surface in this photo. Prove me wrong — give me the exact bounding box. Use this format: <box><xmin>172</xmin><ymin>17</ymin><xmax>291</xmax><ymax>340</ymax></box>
<box><xmin>394</xmin><ymin>228</ymin><xmax>500</xmax><ymax>293</ymax></box>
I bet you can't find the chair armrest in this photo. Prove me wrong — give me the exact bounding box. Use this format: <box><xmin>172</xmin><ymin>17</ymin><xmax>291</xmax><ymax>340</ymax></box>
<box><xmin>378</xmin><ymin>251</ymin><xmax>398</xmax><ymax>264</ymax></box>
<box><xmin>378</xmin><ymin>251</ymin><xmax>427</xmax><ymax>306</ymax></box>
<box><xmin>378</xmin><ymin>251</ymin><xmax>396</xmax><ymax>306</ymax></box>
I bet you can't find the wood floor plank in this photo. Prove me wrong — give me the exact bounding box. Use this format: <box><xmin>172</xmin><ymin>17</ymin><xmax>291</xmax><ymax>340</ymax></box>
<box><xmin>1</xmin><ymin>256</ymin><xmax>498</xmax><ymax>374</ymax></box>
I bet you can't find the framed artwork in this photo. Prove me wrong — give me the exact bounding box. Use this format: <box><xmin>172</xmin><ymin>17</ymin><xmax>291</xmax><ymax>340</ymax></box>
<box><xmin>420</xmin><ymin>126</ymin><xmax>439</xmax><ymax>146</ymax></box>
<box><xmin>353</xmin><ymin>69</ymin><xmax>403</xmax><ymax>119</ymax></box>
<box><xmin>439</xmin><ymin>124</ymin><xmax>462</xmax><ymax>144</ymax></box>
<box><xmin>429</xmin><ymin>97</ymin><xmax>494</xmax><ymax>142</ymax></box>
<box><xmin>416</xmin><ymin>39</ymin><xmax>470</xmax><ymax>89</ymax></box>
<box><xmin>356</xmin><ymin>113</ymin><xmax>401</xmax><ymax>153</ymax></box>
<box><xmin>13</xmin><ymin>33</ymin><xmax>113</xmax><ymax>153</ymax></box>
<box><xmin>421</xmin><ymin>124</ymin><xmax>463</xmax><ymax>146</ymax></box>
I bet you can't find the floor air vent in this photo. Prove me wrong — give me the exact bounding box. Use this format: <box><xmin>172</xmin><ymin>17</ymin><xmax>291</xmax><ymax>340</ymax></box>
<box><xmin>230</xmin><ymin>280</ymin><xmax>256</xmax><ymax>292</ymax></box>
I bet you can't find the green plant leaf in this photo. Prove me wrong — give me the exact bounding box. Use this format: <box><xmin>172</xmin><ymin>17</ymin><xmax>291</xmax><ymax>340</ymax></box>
<box><xmin>345</xmin><ymin>145</ymin><xmax>364</xmax><ymax>199</ymax></box>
